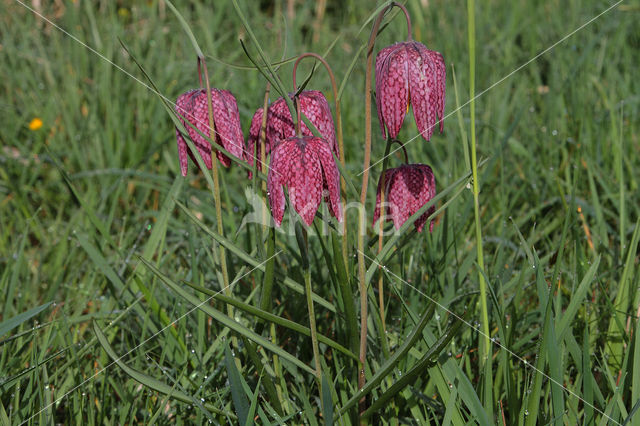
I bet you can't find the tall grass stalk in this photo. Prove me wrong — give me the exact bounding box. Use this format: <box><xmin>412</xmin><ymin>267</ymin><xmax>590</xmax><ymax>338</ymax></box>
<box><xmin>467</xmin><ymin>0</ymin><xmax>493</xmax><ymax>418</ymax></box>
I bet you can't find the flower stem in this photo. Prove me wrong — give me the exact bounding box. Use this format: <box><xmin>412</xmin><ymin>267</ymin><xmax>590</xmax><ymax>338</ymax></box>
<box><xmin>467</xmin><ymin>0</ymin><xmax>493</xmax><ymax>419</ymax></box>
<box><xmin>201</xmin><ymin>59</ymin><xmax>232</xmax><ymax>313</ymax></box>
<box><xmin>358</xmin><ymin>2</ymin><xmax>396</xmax><ymax>417</ymax></box>
<box><xmin>376</xmin><ymin>138</ymin><xmax>393</xmax><ymax>344</ymax></box>
<box><xmin>392</xmin><ymin>1</ymin><xmax>413</xmax><ymax>40</ymax></box>
<box><xmin>292</xmin><ymin>52</ymin><xmax>349</xmax><ymax>269</ymax></box>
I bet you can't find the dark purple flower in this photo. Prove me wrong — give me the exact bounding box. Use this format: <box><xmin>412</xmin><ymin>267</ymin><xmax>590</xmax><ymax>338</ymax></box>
<box><xmin>373</xmin><ymin>164</ymin><xmax>436</xmax><ymax>232</ymax></box>
<box><xmin>175</xmin><ymin>89</ymin><xmax>245</xmax><ymax>176</ymax></box>
<box><xmin>267</xmin><ymin>136</ymin><xmax>342</xmax><ymax>227</ymax></box>
<box><xmin>375</xmin><ymin>41</ymin><xmax>445</xmax><ymax>141</ymax></box>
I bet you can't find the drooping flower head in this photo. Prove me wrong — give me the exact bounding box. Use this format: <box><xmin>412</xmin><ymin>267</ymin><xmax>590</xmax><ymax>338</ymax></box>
<box><xmin>267</xmin><ymin>135</ymin><xmax>342</xmax><ymax>227</ymax></box>
<box><xmin>175</xmin><ymin>89</ymin><xmax>245</xmax><ymax>176</ymax></box>
<box><xmin>244</xmin><ymin>91</ymin><xmax>338</xmax><ymax>173</ymax></box>
<box><xmin>375</xmin><ymin>41</ymin><xmax>445</xmax><ymax>141</ymax></box>
<box><xmin>373</xmin><ymin>163</ymin><xmax>436</xmax><ymax>232</ymax></box>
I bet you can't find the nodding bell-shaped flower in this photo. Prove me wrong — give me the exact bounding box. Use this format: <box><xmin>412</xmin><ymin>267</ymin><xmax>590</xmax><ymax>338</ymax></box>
<box><xmin>245</xmin><ymin>90</ymin><xmax>338</xmax><ymax>175</ymax></box>
<box><xmin>375</xmin><ymin>41</ymin><xmax>445</xmax><ymax>141</ymax></box>
<box><xmin>373</xmin><ymin>164</ymin><xmax>436</xmax><ymax>232</ymax></box>
<box><xmin>175</xmin><ymin>89</ymin><xmax>245</xmax><ymax>176</ymax></box>
<box><xmin>267</xmin><ymin>135</ymin><xmax>342</xmax><ymax>227</ymax></box>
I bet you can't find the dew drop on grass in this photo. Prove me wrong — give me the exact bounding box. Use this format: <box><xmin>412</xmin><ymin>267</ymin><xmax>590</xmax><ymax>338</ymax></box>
<box><xmin>524</xmin><ymin>410</ymin><xmax>529</xmax><ymax>416</ymax></box>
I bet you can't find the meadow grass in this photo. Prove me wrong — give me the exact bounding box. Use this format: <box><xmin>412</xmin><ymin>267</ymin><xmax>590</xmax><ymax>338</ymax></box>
<box><xmin>0</xmin><ymin>0</ymin><xmax>638</xmax><ymax>424</ymax></box>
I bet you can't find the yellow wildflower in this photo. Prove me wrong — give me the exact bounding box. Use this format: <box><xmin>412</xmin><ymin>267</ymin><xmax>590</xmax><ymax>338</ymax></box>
<box><xmin>29</xmin><ymin>118</ymin><xmax>43</xmax><ymax>131</ymax></box>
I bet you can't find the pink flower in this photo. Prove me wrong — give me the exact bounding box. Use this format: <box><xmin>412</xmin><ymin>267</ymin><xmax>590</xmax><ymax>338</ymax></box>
<box><xmin>375</xmin><ymin>41</ymin><xmax>445</xmax><ymax>141</ymax></box>
<box><xmin>373</xmin><ymin>164</ymin><xmax>436</xmax><ymax>232</ymax></box>
<box><xmin>245</xmin><ymin>90</ymin><xmax>339</xmax><ymax>175</ymax></box>
<box><xmin>175</xmin><ymin>89</ymin><xmax>245</xmax><ymax>176</ymax></box>
<box><xmin>267</xmin><ymin>136</ymin><xmax>342</xmax><ymax>227</ymax></box>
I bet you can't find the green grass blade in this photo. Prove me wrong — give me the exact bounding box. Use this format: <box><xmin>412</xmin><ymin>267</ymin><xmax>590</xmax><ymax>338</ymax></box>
<box><xmin>338</xmin><ymin>301</ymin><xmax>436</xmax><ymax>415</ymax></box>
<box><xmin>225</xmin><ymin>342</ymin><xmax>249</xmax><ymax>425</ymax></box>
<box><xmin>176</xmin><ymin>200</ymin><xmax>336</xmax><ymax>313</ymax></box>
<box><xmin>138</xmin><ymin>257</ymin><xmax>316</xmax><ymax>375</ymax></box>
<box><xmin>94</xmin><ymin>322</ymin><xmax>234</xmax><ymax>418</ymax></box>
<box><xmin>362</xmin><ymin>317</ymin><xmax>464</xmax><ymax>419</ymax></box>
<box><xmin>164</xmin><ymin>0</ymin><xmax>204</xmax><ymax>57</ymax></box>
<box><xmin>321</xmin><ymin>373</ymin><xmax>334</xmax><ymax>426</ymax></box>
<box><xmin>182</xmin><ymin>281</ymin><xmax>356</xmax><ymax>360</ymax></box>
<box><xmin>555</xmin><ymin>256</ymin><xmax>600</xmax><ymax>341</ymax></box>
<box><xmin>0</xmin><ymin>302</ymin><xmax>52</xmax><ymax>338</ymax></box>
<box><xmin>606</xmin><ymin>219</ymin><xmax>640</xmax><ymax>369</ymax></box>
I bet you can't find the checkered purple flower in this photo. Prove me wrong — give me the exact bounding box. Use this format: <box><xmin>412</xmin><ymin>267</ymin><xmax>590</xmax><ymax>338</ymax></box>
<box><xmin>175</xmin><ymin>89</ymin><xmax>245</xmax><ymax>176</ymax></box>
<box><xmin>267</xmin><ymin>135</ymin><xmax>342</xmax><ymax>227</ymax></box>
<box><xmin>375</xmin><ymin>41</ymin><xmax>445</xmax><ymax>141</ymax></box>
<box><xmin>245</xmin><ymin>90</ymin><xmax>338</xmax><ymax>175</ymax></box>
<box><xmin>373</xmin><ymin>164</ymin><xmax>436</xmax><ymax>232</ymax></box>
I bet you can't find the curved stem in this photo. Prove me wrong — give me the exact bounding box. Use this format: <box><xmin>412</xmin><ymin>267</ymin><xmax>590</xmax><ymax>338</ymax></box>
<box><xmin>292</xmin><ymin>52</ymin><xmax>349</xmax><ymax>270</ymax></box>
<box><xmin>392</xmin><ymin>1</ymin><xmax>413</xmax><ymax>40</ymax></box>
<box><xmin>390</xmin><ymin>139</ymin><xmax>409</xmax><ymax>163</ymax></box>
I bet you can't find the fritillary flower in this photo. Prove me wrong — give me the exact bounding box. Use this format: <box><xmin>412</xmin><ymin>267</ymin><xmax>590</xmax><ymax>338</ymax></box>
<box><xmin>267</xmin><ymin>135</ymin><xmax>342</xmax><ymax>226</ymax></box>
<box><xmin>245</xmin><ymin>90</ymin><xmax>338</xmax><ymax>175</ymax></box>
<box><xmin>175</xmin><ymin>89</ymin><xmax>245</xmax><ymax>176</ymax></box>
<box><xmin>373</xmin><ymin>164</ymin><xmax>436</xmax><ymax>232</ymax></box>
<box><xmin>375</xmin><ymin>41</ymin><xmax>445</xmax><ymax>141</ymax></box>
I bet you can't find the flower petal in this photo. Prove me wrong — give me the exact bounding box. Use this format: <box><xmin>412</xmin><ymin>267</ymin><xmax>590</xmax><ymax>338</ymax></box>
<box><xmin>310</xmin><ymin>137</ymin><xmax>342</xmax><ymax>222</ymax></box>
<box><xmin>299</xmin><ymin>91</ymin><xmax>339</xmax><ymax>156</ymax></box>
<box><xmin>288</xmin><ymin>138</ymin><xmax>323</xmax><ymax>226</ymax></box>
<box><xmin>375</xmin><ymin>43</ymin><xmax>409</xmax><ymax>139</ymax></box>
<box><xmin>267</xmin><ymin>91</ymin><xmax>337</xmax><ymax>156</ymax></box>
<box><xmin>211</xmin><ymin>89</ymin><xmax>245</xmax><ymax>167</ymax></box>
<box><xmin>175</xmin><ymin>90</ymin><xmax>213</xmax><ymax>174</ymax></box>
<box><xmin>267</xmin><ymin>139</ymin><xmax>291</xmax><ymax>227</ymax></box>
<box><xmin>373</xmin><ymin>168</ymin><xmax>398</xmax><ymax>228</ymax></box>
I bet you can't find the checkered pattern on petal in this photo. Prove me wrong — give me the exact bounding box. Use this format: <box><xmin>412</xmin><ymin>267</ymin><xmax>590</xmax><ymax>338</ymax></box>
<box><xmin>267</xmin><ymin>91</ymin><xmax>338</xmax><ymax>156</ymax></box>
<box><xmin>375</xmin><ymin>41</ymin><xmax>445</xmax><ymax>141</ymax></box>
<box><xmin>267</xmin><ymin>136</ymin><xmax>343</xmax><ymax>227</ymax></box>
<box><xmin>175</xmin><ymin>90</ymin><xmax>213</xmax><ymax>176</ymax></box>
<box><xmin>174</xmin><ymin>89</ymin><xmax>245</xmax><ymax>176</ymax></box>
<box><xmin>376</xmin><ymin>44</ymin><xmax>409</xmax><ymax>139</ymax></box>
<box><xmin>309</xmin><ymin>137</ymin><xmax>342</xmax><ymax>222</ymax></box>
<box><xmin>212</xmin><ymin>89</ymin><xmax>245</xmax><ymax>166</ymax></box>
<box><xmin>373</xmin><ymin>164</ymin><xmax>436</xmax><ymax>232</ymax></box>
